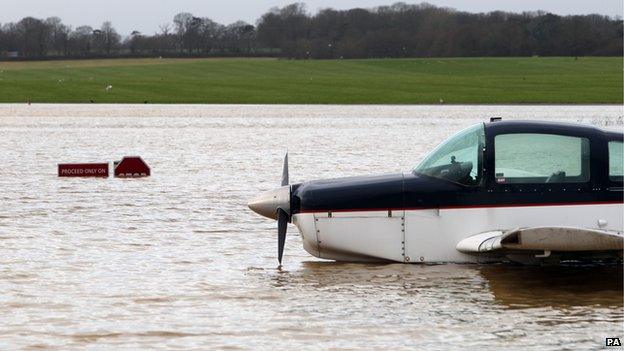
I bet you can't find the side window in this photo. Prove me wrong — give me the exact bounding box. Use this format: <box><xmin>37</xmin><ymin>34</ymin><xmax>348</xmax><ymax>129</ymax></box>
<box><xmin>608</xmin><ymin>141</ymin><xmax>623</xmax><ymax>182</ymax></box>
<box><xmin>494</xmin><ymin>133</ymin><xmax>590</xmax><ymax>184</ymax></box>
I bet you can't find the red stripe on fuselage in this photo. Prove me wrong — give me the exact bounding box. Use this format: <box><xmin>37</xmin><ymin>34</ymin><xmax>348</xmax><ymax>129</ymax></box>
<box><xmin>298</xmin><ymin>200</ymin><xmax>623</xmax><ymax>214</ymax></box>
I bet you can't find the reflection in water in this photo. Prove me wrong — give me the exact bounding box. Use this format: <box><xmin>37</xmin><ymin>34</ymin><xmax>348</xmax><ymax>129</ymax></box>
<box><xmin>480</xmin><ymin>265</ymin><xmax>623</xmax><ymax>309</ymax></box>
<box><xmin>285</xmin><ymin>262</ymin><xmax>623</xmax><ymax>309</ymax></box>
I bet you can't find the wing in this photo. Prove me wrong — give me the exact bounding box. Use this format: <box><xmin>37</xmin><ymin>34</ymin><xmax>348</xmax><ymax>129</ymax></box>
<box><xmin>457</xmin><ymin>227</ymin><xmax>624</xmax><ymax>254</ymax></box>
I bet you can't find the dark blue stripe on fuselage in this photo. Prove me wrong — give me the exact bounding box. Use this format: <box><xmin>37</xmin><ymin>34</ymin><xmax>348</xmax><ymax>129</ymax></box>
<box><xmin>292</xmin><ymin>172</ymin><xmax>623</xmax><ymax>214</ymax></box>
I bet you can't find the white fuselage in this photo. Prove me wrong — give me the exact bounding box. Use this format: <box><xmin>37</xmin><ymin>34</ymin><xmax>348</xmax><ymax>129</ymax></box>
<box><xmin>292</xmin><ymin>203</ymin><xmax>624</xmax><ymax>263</ymax></box>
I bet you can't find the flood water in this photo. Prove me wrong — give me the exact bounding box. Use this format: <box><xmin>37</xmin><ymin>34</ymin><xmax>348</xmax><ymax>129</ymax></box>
<box><xmin>0</xmin><ymin>104</ymin><xmax>622</xmax><ymax>350</ymax></box>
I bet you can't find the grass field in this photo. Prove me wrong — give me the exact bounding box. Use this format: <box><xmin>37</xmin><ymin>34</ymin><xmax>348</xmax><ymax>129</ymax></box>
<box><xmin>0</xmin><ymin>57</ymin><xmax>621</xmax><ymax>104</ymax></box>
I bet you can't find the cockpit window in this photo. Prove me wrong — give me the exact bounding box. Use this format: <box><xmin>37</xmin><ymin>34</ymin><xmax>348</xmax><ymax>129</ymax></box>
<box><xmin>413</xmin><ymin>123</ymin><xmax>485</xmax><ymax>186</ymax></box>
<box><xmin>494</xmin><ymin>133</ymin><xmax>590</xmax><ymax>184</ymax></box>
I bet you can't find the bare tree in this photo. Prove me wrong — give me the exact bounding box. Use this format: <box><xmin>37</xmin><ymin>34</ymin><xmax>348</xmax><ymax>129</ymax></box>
<box><xmin>69</xmin><ymin>25</ymin><xmax>93</xmax><ymax>56</ymax></box>
<box><xmin>127</xmin><ymin>30</ymin><xmax>142</xmax><ymax>54</ymax></box>
<box><xmin>45</xmin><ymin>17</ymin><xmax>70</xmax><ymax>56</ymax></box>
<box><xmin>16</xmin><ymin>17</ymin><xmax>50</xmax><ymax>57</ymax></box>
<box><xmin>158</xmin><ymin>23</ymin><xmax>171</xmax><ymax>36</ymax></box>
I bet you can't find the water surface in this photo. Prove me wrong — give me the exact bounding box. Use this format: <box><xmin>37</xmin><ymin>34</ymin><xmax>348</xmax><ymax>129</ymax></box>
<box><xmin>0</xmin><ymin>104</ymin><xmax>622</xmax><ymax>350</ymax></box>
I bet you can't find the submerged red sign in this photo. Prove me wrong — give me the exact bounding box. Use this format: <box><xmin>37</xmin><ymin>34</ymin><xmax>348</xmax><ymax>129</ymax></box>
<box><xmin>58</xmin><ymin>163</ymin><xmax>109</xmax><ymax>177</ymax></box>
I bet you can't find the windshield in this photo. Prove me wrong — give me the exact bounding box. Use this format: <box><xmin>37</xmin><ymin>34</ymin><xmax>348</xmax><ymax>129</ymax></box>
<box><xmin>413</xmin><ymin>123</ymin><xmax>485</xmax><ymax>186</ymax></box>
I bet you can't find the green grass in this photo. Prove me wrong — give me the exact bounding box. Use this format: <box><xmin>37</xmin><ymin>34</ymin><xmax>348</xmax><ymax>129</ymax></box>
<box><xmin>0</xmin><ymin>57</ymin><xmax>621</xmax><ymax>104</ymax></box>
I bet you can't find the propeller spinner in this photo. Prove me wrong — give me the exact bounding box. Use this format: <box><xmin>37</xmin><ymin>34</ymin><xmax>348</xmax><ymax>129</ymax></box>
<box><xmin>248</xmin><ymin>153</ymin><xmax>291</xmax><ymax>265</ymax></box>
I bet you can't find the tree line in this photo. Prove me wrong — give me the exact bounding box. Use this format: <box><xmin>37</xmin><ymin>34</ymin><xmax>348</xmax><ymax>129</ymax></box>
<box><xmin>1</xmin><ymin>2</ymin><xmax>621</xmax><ymax>60</ymax></box>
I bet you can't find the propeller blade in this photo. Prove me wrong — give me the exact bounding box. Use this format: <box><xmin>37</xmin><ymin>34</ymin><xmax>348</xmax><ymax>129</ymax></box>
<box><xmin>281</xmin><ymin>152</ymin><xmax>289</xmax><ymax>186</ymax></box>
<box><xmin>278</xmin><ymin>153</ymin><xmax>290</xmax><ymax>265</ymax></box>
<box><xmin>277</xmin><ymin>208</ymin><xmax>288</xmax><ymax>265</ymax></box>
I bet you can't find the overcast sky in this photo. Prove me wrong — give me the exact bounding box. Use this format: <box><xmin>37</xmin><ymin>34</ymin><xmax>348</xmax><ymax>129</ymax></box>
<box><xmin>2</xmin><ymin>0</ymin><xmax>622</xmax><ymax>36</ymax></box>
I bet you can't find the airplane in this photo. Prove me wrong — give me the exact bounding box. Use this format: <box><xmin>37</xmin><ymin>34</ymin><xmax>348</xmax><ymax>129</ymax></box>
<box><xmin>248</xmin><ymin>119</ymin><xmax>624</xmax><ymax>265</ymax></box>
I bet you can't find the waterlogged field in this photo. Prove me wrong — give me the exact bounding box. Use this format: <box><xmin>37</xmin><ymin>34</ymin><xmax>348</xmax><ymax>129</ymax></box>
<box><xmin>0</xmin><ymin>104</ymin><xmax>622</xmax><ymax>350</ymax></box>
<box><xmin>0</xmin><ymin>57</ymin><xmax>621</xmax><ymax>104</ymax></box>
